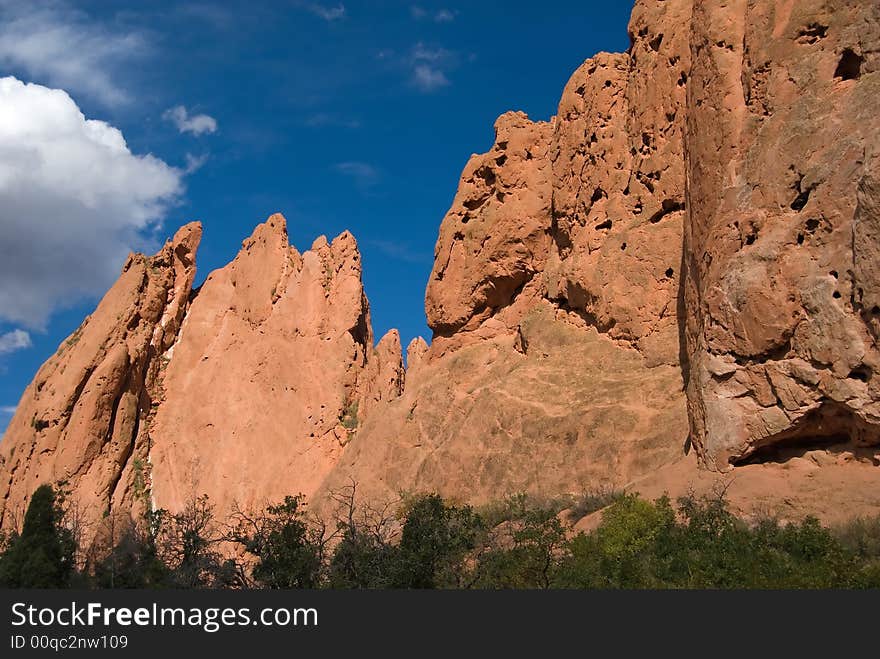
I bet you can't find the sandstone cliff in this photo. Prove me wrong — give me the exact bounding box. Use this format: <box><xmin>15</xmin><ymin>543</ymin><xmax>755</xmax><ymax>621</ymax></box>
<box><xmin>2</xmin><ymin>0</ymin><xmax>880</xmax><ymax>534</ymax></box>
<box><xmin>317</xmin><ymin>0</ymin><xmax>695</xmax><ymax>508</ymax></box>
<box><xmin>0</xmin><ymin>223</ymin><xmax>202</xmax><ymax>532</ymax></box>
<box><xmin>683</xmin><ymin>0</ymin><xmax>880</xmax><ymax>469</ymax></box>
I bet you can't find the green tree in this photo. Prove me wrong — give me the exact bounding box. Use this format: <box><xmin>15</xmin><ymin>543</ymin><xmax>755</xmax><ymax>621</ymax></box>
<box><xmin>229</xmin><ymin>495</ymin><xmax>324</xmax><ymax>589</ymax></box>
<box><xmin>476</xmin><ymin>494</ymin><xmax>567</xmax><ymax>589</ymax></box>
<box><xmin>90</xmin><ymin>514</ymin><xmax>171</xmax><ymax>588</ymax></box>
<box><xmin>0</xmin><ymin>484</ymin><xmax>75</xmax><ymax>588</ymax></box>
<box><xmin>394</xmin><ymin>494</ymin><xmax>485</xmax><ymax>588</ymax></box>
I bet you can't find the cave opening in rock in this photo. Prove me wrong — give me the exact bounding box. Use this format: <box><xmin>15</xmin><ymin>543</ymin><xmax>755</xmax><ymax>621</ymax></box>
<box><xmin>834</xmin><ymin>48</ymin><xmax>863</xmax><ymax>81</ymax></box>
<box><xmin>731</xmin><ymin>402</ymin><xmax>880</xmax><ymax>467</ymax></box>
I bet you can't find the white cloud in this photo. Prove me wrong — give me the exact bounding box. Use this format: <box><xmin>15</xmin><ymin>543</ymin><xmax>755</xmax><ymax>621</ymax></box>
<box><xmin>0</xmin><ymin>77</ymin><xmax>183</xmax><ymax>329</ymax></box>
<box><xmin>412</xmin><ymin>43</ymin><xmax>450</xmax><ymax>62</ymax></box>
<box><xmin>0</xmin><ymin>330</ymin><xmax>31</xmax><ymax>355</ymax></box>
<box><xmin>0</xmin><ymin>406</ymin><xmax>16</xmax><ymax>415</ymax></box>
<box><xmin>163</xmin><ymin>105</ymin><xmax>218</xmax><ymax>136</ymax></box>
<box><xmin>183</xmin><ymin>153</ymin><xmax>209</xmax><ymax>174</ymax></box>
<box><xmin>306</xmin><ymin>3</ymin><xmax>345</xmax><ymax>21</ymax></box>
<box><xmin>413</xmin><ymin>64</ymin><xmax>449</xmax><ymax>91</ymax></box>
<box><xmin>0</xmin><ymin>1</ymin><xmax>147</xmax><ymax>106</ymax></box>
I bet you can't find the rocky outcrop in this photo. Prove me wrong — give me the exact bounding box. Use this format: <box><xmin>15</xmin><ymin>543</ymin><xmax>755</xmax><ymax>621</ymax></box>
<box><xmin>683</xmin><ymin>0</ymin><xmax>880</xmax><ymax>469</ymax></box>
<box><xmin>0</xmin><ymin>223</ymin><xmax>202</xmax><ymax>532</ymax></box>
<box><xmin>147</xmin><ymin>214</ymin><xmax>401</xmax><ymax>517</ymax></box>
<box><xmin>316</xmin><ymin>0</ymin><xmax>695</xmax><ymax>507</ymax></box>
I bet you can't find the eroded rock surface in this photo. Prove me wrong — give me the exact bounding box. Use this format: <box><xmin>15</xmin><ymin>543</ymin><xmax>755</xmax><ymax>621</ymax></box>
<box><xmin>148</xmin><ymin>214</ymin><xmax>402</xmax><ymax>517</ymax></box>
<box><xmin>0</xmin><ymin>223</ymin><xmax>202</xmax><ymax>531</ymax></box>
<box><xmin>683</xmin><ymin>0</ymin><xmax>880</xmax><ymax>468</ymax></box>
<box><xmin>318</xmin><ymin>0</ymin><xmax>695</xmax><ymax>506</ymax></box>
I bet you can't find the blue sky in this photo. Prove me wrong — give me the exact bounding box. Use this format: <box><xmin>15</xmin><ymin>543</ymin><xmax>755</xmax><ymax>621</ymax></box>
<box><xmin>0</xmin><ymin>0</ymin><xmax>634</xmax><ymax>433</ymax></box>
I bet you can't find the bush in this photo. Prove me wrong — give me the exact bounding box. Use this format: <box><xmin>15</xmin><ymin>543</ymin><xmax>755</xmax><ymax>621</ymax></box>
<box><xmin>228</xmin><ymin>495</ymin><xmax>324</xmax><ymax>589</ymax></box>
<box><xmin>394</xmin><ymin>494</ymin><xmax>485</xmax><ymax>588</ymax></box>
<box><xmin>474</xmin><ymin>494</ymin><xmax>567</xmax><ymax>589</ymax></box>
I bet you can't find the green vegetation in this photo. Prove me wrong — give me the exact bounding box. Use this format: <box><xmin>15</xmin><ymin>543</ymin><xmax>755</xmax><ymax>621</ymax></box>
<box><xmin>340</xmin><ymin>400</ymin><xmax>359</xmax><ymax>431</ymax></box>
<box><xmin>0</xmin><ymin>485</ymin><xmax>75</xmax><ymax>587</ymax></box>
<box><xmin>3</xmin><ymin>483</ymin><xmax>880</xmax><ymax>589</ymax></box>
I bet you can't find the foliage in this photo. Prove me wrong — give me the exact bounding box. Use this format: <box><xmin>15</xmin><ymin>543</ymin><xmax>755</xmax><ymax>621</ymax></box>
<box><xmin>394</xmin><ymin>494</ymin><xmax>485</xmax><ymax>588</ymax></box>
<box><xmin>5</xmin><ymin>484</ymin><xmax>880</xmax><ymax>590</ymax></box>
<box><xmin>228</xmin><ymin>495</ymin><xmax>325</xmax><ymax>589</ymax></box>
<box><xmin>0</xmin><ymin>484</ymin><xmax>75</xmax><ymax>588</ymax></box>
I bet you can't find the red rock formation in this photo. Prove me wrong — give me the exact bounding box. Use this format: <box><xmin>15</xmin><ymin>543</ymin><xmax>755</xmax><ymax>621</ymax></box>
<box><xmin>0</xmin><ymin>223</ymin><xmax>201</xmax><ymax>532</ymax></box>
<box><xmin>147</xmin><ymin>214</ymin><xmax>401</xmax><ymax>517</ymax></box>
<box><xmin>316</xmin><ymin>0</ymin><xmax>695</xmax><ymax>509</ymax></box>
<box><xmin>683</xmin><ymin>0</ymin><xmax>880</xmax><ymax>469</ymax></box>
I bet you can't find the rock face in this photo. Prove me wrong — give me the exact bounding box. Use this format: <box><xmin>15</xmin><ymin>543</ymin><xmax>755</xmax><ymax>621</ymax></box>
<box><xmin>147</xmin><ymin>214</ymin><xmax>402</xmax><ymax>517</ymax></box>
<box><xmin>2</xmin><ymin>0</ymin><xmax>880</xmax><ymax>534</ymax></box>
<box><xmin>319</xmin><ymin>0</ymin><xmax>696</xmax><ymax>508</ymax></box>
<box><xmin>0</xmin><ymin>223</ymin><xmax>202</xmax><ymax>532</ymax></box>
<box><xmin>683</xmin><ymin>0</ymin><xmax>880</xmax><ymax>468</ymax></box>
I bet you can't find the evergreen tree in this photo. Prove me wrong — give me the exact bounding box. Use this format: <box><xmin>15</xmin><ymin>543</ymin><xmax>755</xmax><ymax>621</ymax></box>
<box><xmin>0</xmin><ymin>484</ymin><xmax>75</xmax><ymax>588</ymax></box>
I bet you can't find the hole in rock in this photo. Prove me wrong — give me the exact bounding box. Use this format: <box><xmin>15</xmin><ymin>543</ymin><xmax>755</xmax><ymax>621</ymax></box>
<box><xmin>834</xmin><ymin>49</ymin><xmax>863</xmax><ymax>80</ymax></box>
<box><xmin>797</xmin><ymin>233</ymin><xmax>805</xmax><ymax>245</ymax></box>
<box><xmin>849</xmin><ymin>366</ymin><xmax>872</xmax><ymax>382</ymax></box>
<box><xmin>495</xmin><ymin>155</ymin><xmax>508</xmax><ymax>167</ymax></box>
<box><xmin>620</xmin><ymin>242</ymin><xmax>627</xmax><ymax>251</ymax></box>
<box><xmin>796</xmin><ymin>23</ymin><xmax>828</xmax><ymax>44</ymax></box>
<box><xmin>476</xmin><ymin>166</ymin><xmax>496</xmax><ymax>186</ymax></box>
<box><xmin>833</xmin><ymin>291</ymin><xmax>842</xmax><ymax>299</ymax></box>
<box><xmin>591</xmin><ymin>187</ymin><xmax>606</xmax><ymax>203</ymax></box>
<box><xmin>791</xmin><ymin>187</ymin><xmax>812</xmax><ymax>211</ymax></box>
<box><xmin>665</xmin><ymin>267</ymin><xmax>674</xmax><ymax>278</ymax></box>
<box><xmin>731</xmin><ymin>402</ymin><xmax>880</xmax><ymax>467</ymax></box>
<box><xmin>649</xmin><ymin>33</ymin><xmax>664</xmax><ymax>52</ymax></box>
<box><xmin>595</xmin><ymin>219</ymin><xmax>613</xmax><ymax>231</ymax></box>
<box><xmin>604</xmin><ymin>80</ymin><xmax>612</xmax><ymax>88</ymax></box>
<box><xmin>831</xmin><ymin>270</ymin><xmax>839</xmax><ymax>279</ymax></box>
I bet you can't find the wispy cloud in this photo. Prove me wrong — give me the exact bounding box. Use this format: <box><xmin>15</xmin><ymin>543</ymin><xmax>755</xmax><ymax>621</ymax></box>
<box><xmin>0</xmin><ymin>329</ymin><xmax>32</xmax><ymax>355</ymax></box>
<box><xmin>0</xmin><ymin>0</ymin><xmax>148</xmax><ymax>106</ymax></box>
<box><xmin>413</xmin><ymin>65</ymin><xmax>449</xmax><ymax>91</ymax></box>
<box><xmin>335</xmin><ymin>161</ymin><xmax>380</xmax><ymax>191</ymax></box>
<box><xmin>304</xmin><ymin>3</ymin><xmax>346</xmax><ymax>21</ymax></box>
<box><xmin>410</xmin><ymin>42</ymin><xmax>454</xmax><ymax>92</ymax></box>
<box><xmin>0</xmin><ymin>406</ymin><xmax>16</xmax><ymax>415</ymax></box>
<box><xmin>163</xmin><ymin>105</ymin><xmax>218</xmax><ymax>136</ymax></box>
<box><xmin>183</xmin><ymin>153</ymin><xmax>209</xmax><ymax>174</ymax></box>
<box><xmin>411</xmin><ymin>6</ymin><xmax>457</xmax><ymax>23</ymax></box>
<box><xmin>304</xmin><ymin>113</ymin><xmax>361</xmax><ymax>129</ymax></box>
